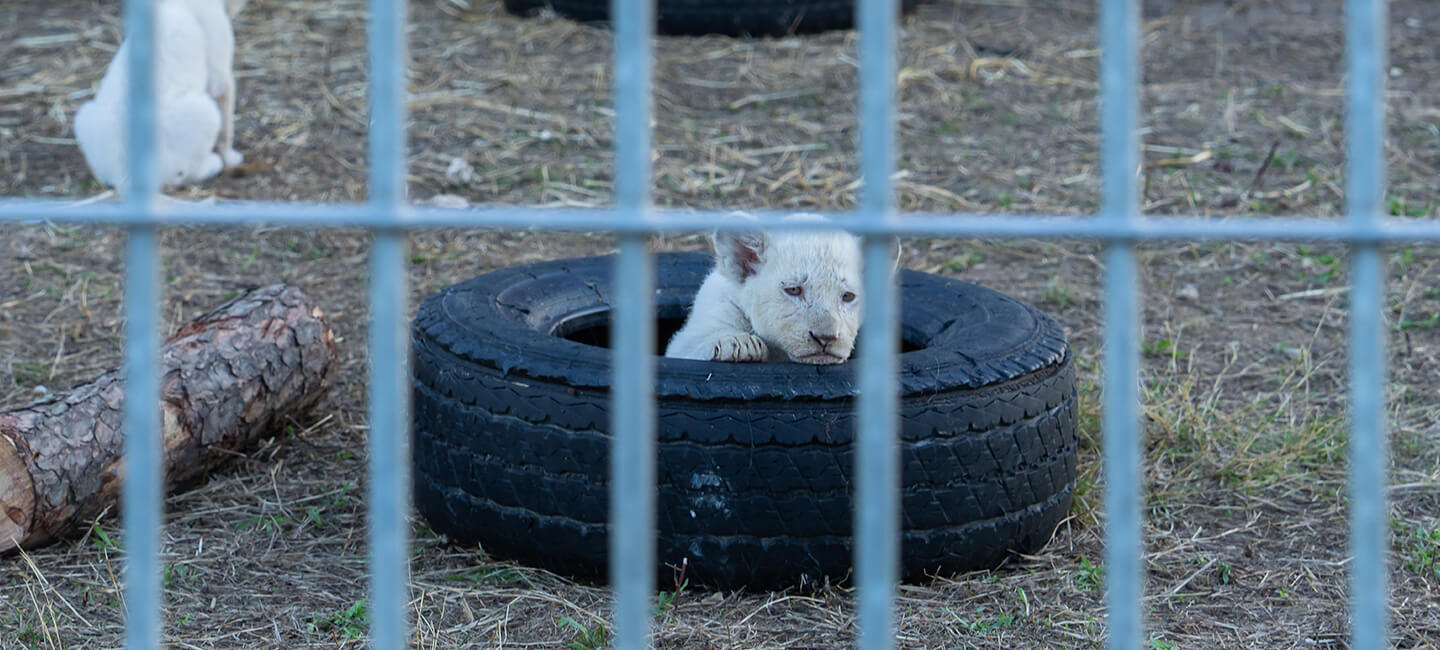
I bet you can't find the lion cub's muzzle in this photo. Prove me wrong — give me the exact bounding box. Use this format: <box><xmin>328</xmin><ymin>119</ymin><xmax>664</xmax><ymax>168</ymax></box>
<box><xmin>789</xmin><ymin>314</ymin><xmax>851</xmax><ymax>364</ymax></box>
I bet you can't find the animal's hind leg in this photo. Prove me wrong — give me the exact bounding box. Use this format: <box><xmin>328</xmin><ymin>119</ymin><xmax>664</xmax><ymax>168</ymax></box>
<box><xmin>215</xmin><ymin>79</ymin><xmax>243</xmax><ymax>167</ymax></box>
<box><xmin>161</xmin><ymin>92</ymin><xmax>224</xmax><ymax>185</ymax></box>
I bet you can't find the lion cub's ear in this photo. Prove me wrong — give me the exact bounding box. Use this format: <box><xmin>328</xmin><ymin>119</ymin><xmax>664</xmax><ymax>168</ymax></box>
<box><xmin>714</xmin><ymin>229</ymin><xmax>769</xmax><ymax>283</ymax></box>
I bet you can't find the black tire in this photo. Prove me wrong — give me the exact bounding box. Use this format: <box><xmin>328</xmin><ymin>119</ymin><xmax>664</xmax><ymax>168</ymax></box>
<box><xmin>412</xmin><ymin>252</ymin><xmax>1077</xmax><ymax>589</ymax></box>
<box><xmin>502</xmin><ymin>0</ymin><xmax>922</xmax><ymax>37</ymax></box>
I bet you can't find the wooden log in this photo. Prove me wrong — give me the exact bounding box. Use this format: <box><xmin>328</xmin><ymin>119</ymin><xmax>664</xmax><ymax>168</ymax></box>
<box><xmin>0</xmin><ymin>284</ymin><xmax>339</xmax><ymax>552</ymax></box>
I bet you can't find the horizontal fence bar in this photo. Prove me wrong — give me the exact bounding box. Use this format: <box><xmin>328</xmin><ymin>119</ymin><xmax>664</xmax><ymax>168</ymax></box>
<box><xmin>3</xmin><ymin>201</ymin><xmax>1437</xmax><ymax>240</ymax></box>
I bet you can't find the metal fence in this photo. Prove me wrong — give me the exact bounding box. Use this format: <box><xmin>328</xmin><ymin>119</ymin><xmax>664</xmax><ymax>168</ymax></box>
<box><xmin>0</xmin><ymin>0</ymin><xmax>1424</xmax><ymax>647</ymax></box>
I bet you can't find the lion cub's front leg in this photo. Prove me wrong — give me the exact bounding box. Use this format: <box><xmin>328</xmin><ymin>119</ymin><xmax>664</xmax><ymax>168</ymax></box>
<box><xmin>664</xmin><ymin>273</ymin><xmax>769</xmax><ymax>362</ymax></box>
<box><xmin>711</xmin><ymin>332</ymin><xmax>768</xmax><ymax>362</ymax></box>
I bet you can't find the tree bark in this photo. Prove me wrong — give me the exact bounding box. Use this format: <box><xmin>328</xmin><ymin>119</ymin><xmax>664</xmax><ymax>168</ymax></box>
<box><xmin>0</xmin><ymin>284</ymin><xmax>339</xmax><ymax>552</ymax></box>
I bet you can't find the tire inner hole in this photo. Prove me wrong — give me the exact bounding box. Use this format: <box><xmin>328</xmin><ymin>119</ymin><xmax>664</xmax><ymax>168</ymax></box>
<box><xmin>551</xmin><ymin>306</ymin><xmax>926</xmax><ymax>355</ymax></box>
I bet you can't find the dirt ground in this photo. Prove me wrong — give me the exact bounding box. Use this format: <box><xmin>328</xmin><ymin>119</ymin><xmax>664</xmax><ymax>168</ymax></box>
<box><xmin>2</xmin><ymin>0</ymin><xmax>1439</xmax><ymax>647</ymax></box>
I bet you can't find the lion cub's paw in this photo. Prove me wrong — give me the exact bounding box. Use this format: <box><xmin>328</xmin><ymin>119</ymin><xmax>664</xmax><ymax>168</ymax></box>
<box><xmin>220</xmin><ymin>148</ymin><xmax>244</xmax><ymax>168</ymax></box>
<box><xmin>712</xmin><ymin>333</ymin><xmax>768</xmax><ymax>362</ymax></box>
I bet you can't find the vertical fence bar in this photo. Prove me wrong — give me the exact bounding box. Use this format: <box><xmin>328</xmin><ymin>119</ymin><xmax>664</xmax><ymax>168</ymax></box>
<box><xmin>121</xmin><ymin>229</ymin><xmax>162</xmax><ymax>650</ymax></box>
<box><xmin>1345</xmin><ymin>0</ymin><xmax>1389</xmax><ymax>646</ymax></box>
<box><xmin>854</xmin><ymin>0</ymin><xmax>899</xmax><ymax>647</ymax></box>
<box><xmin>120</xmin><ymin>0</ymin><xmax>162</xmax><ymax>647</ymax></box>
<box><xmin>366</xmin><ymin>0</ymin><xmax>411</xmax><ymax>647</ymax></box>
<box><xmin>1098</xmin><ymin>0</ymin><xmax>1143</xmax><ymax>649</ymax></box>
<box><xmin>609</xmin><ymin>0</ymin><xmax>656</xmax><ymax>647</ymax></box>
<box><xmin>121</xmin><ymin>0</ymin><xmax>159</xmax><ymax>201</ymax></box>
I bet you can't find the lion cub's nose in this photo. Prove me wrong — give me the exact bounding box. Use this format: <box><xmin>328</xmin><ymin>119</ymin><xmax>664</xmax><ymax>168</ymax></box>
<box><xmin>809</xmin><ymin>331</ymin><xmax>838</xmax><ymax>347</ymax></box>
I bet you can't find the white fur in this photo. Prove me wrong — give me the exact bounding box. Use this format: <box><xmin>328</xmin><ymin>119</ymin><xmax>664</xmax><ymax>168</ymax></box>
<box><xmin>73</xmin><ymin>0</ymin><xmax>248</xmax><ymax>190</ymax></box>
<box><xmin>665</xmin><ymin>214</ymin><xmax>898</xmax><ymax>365</ymax></box>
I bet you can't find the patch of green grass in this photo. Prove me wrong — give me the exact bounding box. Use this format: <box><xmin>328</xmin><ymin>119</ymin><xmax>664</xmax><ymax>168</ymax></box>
<box><xmin>1394</xmin><ymin>426</ymin><xmax>1433</xmax><ymax>460</ymax></box>
<box><xmin>1397</xmin><ymin>312</ymin><xmax>1438</xmax><ymax>330</ymax></box>
<box><xmin>1068</xmin><ymin>381</ymin><xmax>1103</xmax><ymax>523</ymax></box>
<box><xmin>1388</xmin><ymin>195</ymin><xmax>1428</xmax><ymax>217</ymax></box>
<box><xmin>943</xmin><ymin>249</ymin><xmax>986</xmax><ymax>273</ymax></box>
<box><xmin>1142</xmin><ymin>338</ymin><xmax>1188</xmax><ymax>360</ymax></box>
<box><xmin>1296</xmin><ymin>245</ymin><xmax>1340</xmax><ymax>285</ymax></box>
<box><xmin>1276</xmin><ymin>149</ymin><xmax>1299</xmax><ymax>171</ymax></box>
<box><xmin>945</xmin><ymin>605</ymin><xmax>1020</xmax><ymax>634</ymax></box>
<box><xmin>91</xmin><ymin>524</ymin><xmax>119</xmax><ymax>559</ymax></box>
<box><xmin>1215</xmin><ymin>559</ymin><xmax>1233</xmax><ymax>585</ymax></box>
<box><xmin>1395</xmin><ymin>247</ymin><xmax>1415</xmax><ymax>270</ymax></box>
<box><xmin>964</xmin><ymin>93</ymin><xmax>995</xmax><ymax>113</ymax></box>
<box><xmin>163</xmin><ymin>562</ymin><xmax>193</xmax><ymax>588</ymax></box>
<box><xmin>932</xmin><ymin>120</ymin><xmax>961</xmax><ymax>135</ymax></box>
<box><xmin>303</xmin><ymin>505</ymin><xmax>325</xmax><ymax>528</ymax></box>
<box><xmin>5</xmin><ymin>606</ymin><xmax>66</xmax><ymax>649</ymax></box>
<box><xmin>1394</xmin><ymin>519</ymin><xmax>1440</xmax><ymax>579</ymax></box>
<box><xmin>446</xmin><ymin>567</ymin><xmax>525</xmax><ymax>586</ymax></box>
<box><xmin>1142</xmin><ymin>350</ymin><xmax>1349</xmax><ymax>502</ymax></box>
<box><xmin>1047</xmin><ymin>100</ymin><xmax>1065</xmax><ymax>121</ymax></box>
<box><xmin>11</xmin><ymin>361</ymin><xmax>50</xmax><ymax>386</ymax></box>
<box><xmin>556</xmin><ymin>616</ymin><xmax>608</xmax><ymax>650</ymax></box>
<box><xmin>309</xmin><ymin>598</ymin><xmax>369</xmax><ymax>641</ymax></box>
<box><xmin>1042</xmin><ymin>280</ymin><xmax>1079</xmax><ymax>310</ymax></box>
<box><xmin>653</xmin><ymin>582</ymin><xmax>686</xmax><ymax>617</ymax></box>
<box><xmin>237</xmin><ymin>514</ymin><xmax>292</xmax><ymax>533</ymax></box>
<box><xmin>654</xmin><ymin>559</ymin><xmax>691</xmax><ymax>618</ymax></box>
<box><xmin>301</xmin><ymin>247</ymin><xmax>331</xmax><ymax>262</ymax></box>
<box><xmin>17</xmin><ymin>621</ymin><xmax>47</xmax><ymax>646</ymax></box>
<box><xmin>1076</xmin><ymin>556</ymin><xmax>1104</xmax><ymax>592</ymax></box>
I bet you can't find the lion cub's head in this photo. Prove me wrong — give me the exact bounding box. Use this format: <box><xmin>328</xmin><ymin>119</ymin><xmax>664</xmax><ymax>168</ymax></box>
<box><xmin>714</xmin><ymin>216</ymin><xmax>896</xmax><ymax>365</ymax></box>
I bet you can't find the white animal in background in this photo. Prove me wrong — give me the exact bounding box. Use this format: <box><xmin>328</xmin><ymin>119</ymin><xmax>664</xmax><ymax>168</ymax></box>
<box><xmin>73</xmin><ymin>0</ymin><xmax>249</xmax><ymax>190</ymax></box>
<box><xmin>665</xmin><ymin>214</ymin><xmax>899</xmax><ymax>364</ymax></box>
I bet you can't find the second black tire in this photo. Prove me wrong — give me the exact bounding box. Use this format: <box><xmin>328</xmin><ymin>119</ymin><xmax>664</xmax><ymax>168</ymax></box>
<box><xmin>503</xmin><ymin>0</ymin><xmax>922</xmax><ymax>37</ymax></box>
<box><xmin>412</xmin><ymin>252</ymin><xmax>1077</xmax><ymax>589</ymax></box>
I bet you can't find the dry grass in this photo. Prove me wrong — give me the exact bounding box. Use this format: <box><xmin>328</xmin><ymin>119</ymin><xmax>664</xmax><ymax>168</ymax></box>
<box><xmin>3</xmin><ymin>0</ymin><xmax>1440</xmax><ymax>647</ymax></box>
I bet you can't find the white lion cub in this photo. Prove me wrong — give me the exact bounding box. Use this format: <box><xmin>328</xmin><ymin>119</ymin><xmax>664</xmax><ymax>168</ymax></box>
<box><xmin>73</xmin><ymin>0</ymin><xmax>248</xmax><ymax>190</ymax></box>
<box><xmin>665</xmin><ymin>214</ymin><xmax>897</xmax><ymax>364</ymax></box>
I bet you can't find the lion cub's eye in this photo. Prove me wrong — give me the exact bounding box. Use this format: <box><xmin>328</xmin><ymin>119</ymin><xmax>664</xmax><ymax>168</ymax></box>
<box><xmin>842</xmin><ymin>291</ymin><xmax>857</xmax><ymax>303</ymax></box>
<box><xmin>784</xmin><ymin>286</ymin><xmax>804</xmax><ymax>298</ymax></box>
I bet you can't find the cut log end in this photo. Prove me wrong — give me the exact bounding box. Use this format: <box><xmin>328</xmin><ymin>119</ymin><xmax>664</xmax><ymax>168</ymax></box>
<box><xmin>0</xmin><ymin>429</ymin><xmax>34</xmax><ymax>548</ymax></box>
